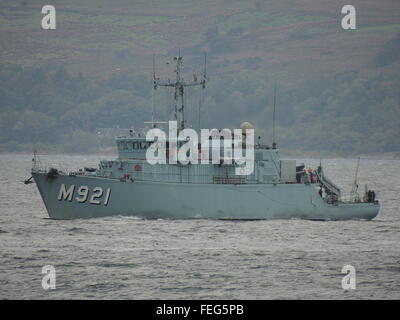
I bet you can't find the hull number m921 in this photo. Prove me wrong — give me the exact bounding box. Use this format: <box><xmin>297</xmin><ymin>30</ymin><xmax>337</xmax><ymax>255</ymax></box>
<box><xmin>58</xmin><ymin>184</ymin><xmax>111</xmax><ymax>205</ymax></box>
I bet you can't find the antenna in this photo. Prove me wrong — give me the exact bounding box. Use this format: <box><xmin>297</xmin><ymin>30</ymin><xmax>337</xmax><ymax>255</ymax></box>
<box><xmin>203</xmin><ymin>52</ymin><xmax>207</xmax><ymax>85</ymax></box>
<box><xmin>152</xmin><ymin>53</ymin><xmax>155</xmax><ymax>126</ymax></box>
<box><xmin>152</xmin><ymin>53</ymin><xmax>156</xmax><ymax>81</ymax></box>
<box><xmin>198</xmin><ymin>91</ymin><xmax>201</xmax><ymax>133</ymax></box>
<box><xmin>152</xmin><ymin>53</ymin><xmax>207</xmax><ymax>132</ymax></box>
<box><xmin>350</xmin><ymin>157</ymin><xmax>361</xmax><ymax>201</ymax></box>
<box><xmin>272</xmin><ymin>73</ymin><xmax>277</xmax><ymax>149</ymax></box>
<box><xmin>354</xmin><ymin>157</ymin><xmax>360</xmax><ymax>187</ymax></box>
<box><xmin>198</xmin><ymin>52</ymin><xmax>207</xmax><ymax>132</ymax></box>
<box><xmin>151</xmin><ymin>53</ymin><xmax>157</xmax><ymax>127</ymax></box>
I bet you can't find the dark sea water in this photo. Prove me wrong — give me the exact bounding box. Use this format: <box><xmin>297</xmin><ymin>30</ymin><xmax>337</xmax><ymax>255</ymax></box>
<box><xmin>0</xmin><ymin>154</ymin><xmax>399</xmax><ymax>299</ymax></box>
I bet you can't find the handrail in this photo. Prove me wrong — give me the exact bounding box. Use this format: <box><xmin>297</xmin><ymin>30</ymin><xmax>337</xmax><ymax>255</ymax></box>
<box><xmin>316</xmin><ymin>167</ymin><xmax>341</xmax><ymax>198</ymax></box>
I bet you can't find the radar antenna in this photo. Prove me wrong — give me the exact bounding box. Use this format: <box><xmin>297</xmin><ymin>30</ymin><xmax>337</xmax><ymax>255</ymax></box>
<box><xmin>153</xmin><ymin>52</ymin><xmax>207</xmax><ymax>132</ymax></box>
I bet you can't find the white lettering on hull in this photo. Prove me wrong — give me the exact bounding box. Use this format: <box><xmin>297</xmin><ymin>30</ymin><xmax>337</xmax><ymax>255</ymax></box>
<box><xmin>89</xmin><ymin>187</ymin><xmax>103</xmax><ymax>205</ymax></box>
<box><xmin>76</xmin><ymin>186</ymin><xmax>89</xmax><ymax>203</ymax></box>
<box><xmin>58</xmin><ymin>184</ymin><xmax>75</xmax><ymax>201</ymax></box>
<box><xmin>58</xmin><ymin>184</ymin><xmax>111</xmax><ymax>206</ymax></box>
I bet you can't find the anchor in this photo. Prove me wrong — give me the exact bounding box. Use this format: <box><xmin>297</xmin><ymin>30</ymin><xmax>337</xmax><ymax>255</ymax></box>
<box><xmin>24</xmin><ymin>176</ymin><xmax>34</xmax><ymax>184</ymax></box>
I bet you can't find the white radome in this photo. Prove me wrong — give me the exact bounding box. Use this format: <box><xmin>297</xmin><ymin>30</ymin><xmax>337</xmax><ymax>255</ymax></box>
<box><xmin>240</xmin><ymin>121</ymin><xmax>254</xmax><ymax>132</ymax></box>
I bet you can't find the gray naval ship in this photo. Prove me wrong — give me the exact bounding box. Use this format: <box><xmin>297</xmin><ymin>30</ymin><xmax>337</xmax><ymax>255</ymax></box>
<box><xmin>28</xmin><ymin>55</ymin><xmax>380</xmax><ymax>220</ymax></box>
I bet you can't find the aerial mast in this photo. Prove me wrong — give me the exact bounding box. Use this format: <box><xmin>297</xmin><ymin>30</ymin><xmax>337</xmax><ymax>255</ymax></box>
<box><xmin>350</xmin><ymin>157</ymin><xmax>361</xmax><ymax>201</ymax></box>
<box><xmin>151</xmin><ymin>53</ymin><xmax>156</xmax><ymax>127</ymax></box>
<box><xmin>272</xmin><ymin>73</ymin><xmax>277</xmax><ymax>149</ymax></box>
<box><xmin>198</xmin><ymin>52</ymin><xmax>207</xmax><ymax>132</ymax></box>
<box><xmin>153</xmin><ymin>53</ymin><xmax>207</xmax><ymax>132</ymax></box>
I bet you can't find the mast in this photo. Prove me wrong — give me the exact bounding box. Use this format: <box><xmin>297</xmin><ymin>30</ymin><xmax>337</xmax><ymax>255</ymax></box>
<box><xmin>350</xmin><ymin>157</ymin><xmax>361</xmax><ymax>201</ymax></box>
<box><xmin>198</xmin><ymin>52</ymin><xmax>207</xmax><ymax>132</ymax></box>
<box><xmin>151</xmin><ymin>53</ymin><xmax>156</xmax><ymax>127</ymax></box>
<box><xmin>153</xmin><ymin>53</ymin><xmax>206</xmax><ymax>132</ymax></box>
<box><xmin>272</xmin><ymin>73</ymin><xmax>277</xmax><ymax>149</ymax></box>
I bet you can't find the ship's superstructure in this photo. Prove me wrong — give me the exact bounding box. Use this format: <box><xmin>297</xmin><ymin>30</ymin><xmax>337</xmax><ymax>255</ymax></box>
<box><xmin>29</xmin><ymin>55</ymin><xmax>380</xmax><ymax>220</ymax></box>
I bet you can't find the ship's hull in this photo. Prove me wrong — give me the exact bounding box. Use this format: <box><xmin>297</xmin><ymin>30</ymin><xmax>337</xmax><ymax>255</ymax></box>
<box><xmin>32</xmin><ymin>172</ymin><xmax>380</xmax><ymax>220</ymax></box>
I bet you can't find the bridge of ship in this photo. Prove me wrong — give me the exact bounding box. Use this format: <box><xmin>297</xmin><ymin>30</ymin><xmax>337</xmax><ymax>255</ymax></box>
<box><xmin>92</xmin><ymin>136</ymin><xmax>296</xmax><ymax>185</ymax></box>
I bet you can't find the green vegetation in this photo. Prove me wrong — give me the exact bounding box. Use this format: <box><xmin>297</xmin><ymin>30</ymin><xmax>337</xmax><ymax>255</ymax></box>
<box><xmin>0</xmin><ymin>57</ymin><xmax>399</xmax><ymax>155</ymax></box>
<box><xmin>0</xmin><ymin>0</ymin><xmax>399</xmax><ymax>156</ymax></box>
<box><xmin>375</xmin><ymin>33</ymin><xmax>400</xmax><ymax>66</ymax></box>
<box><xmin>72</xmin><ymin>14</ymin><xmax>169</xmax><ymax>27</ymax></box>
<box><xmin>218</xmin><ymin>12</ymin><xmax>325</xmax><ymax>36</ymax></box>
<box><xmin>359</xmin><ymin>24</ymin><xmax>400</xmax><ymax>33</ymax></box>
<box><xmin>0</xmin><ymin>64</ymin><xmax>151</xmax><ymax>153</ymax></box>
